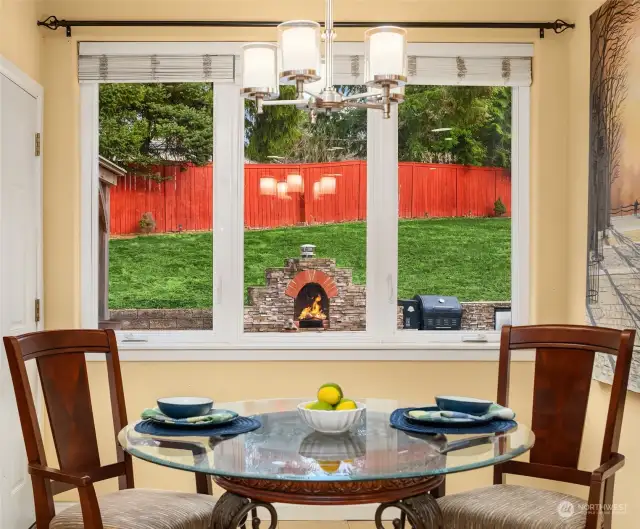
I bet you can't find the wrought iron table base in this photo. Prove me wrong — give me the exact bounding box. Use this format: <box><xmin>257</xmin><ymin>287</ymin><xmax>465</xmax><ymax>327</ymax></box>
<box><xmin>212</xmin><ymin>492</ymin><xmax>278</xmax><ymax>529</ymax></box>
<box><xmin>375</xmin><ymin>494</ymin><xmax>443</xmax><ymax>529</ymax></box>
<box><xmin>211</xmin><ymin>490</ymin><xmax>442</xmax><ymax>529</ymax></box>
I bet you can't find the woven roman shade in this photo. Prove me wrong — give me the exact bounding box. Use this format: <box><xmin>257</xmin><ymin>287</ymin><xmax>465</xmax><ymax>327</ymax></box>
<box><xmin>78</xmin><ymin>43</ymin><xmax>531</xmax><ymax>87</ymax></box>
<box><xmin>78</xmin><ymin>53</ymin><xmax>235</xmax><ymax>82</ymax></box>
<box><xmin>332</xmin><ymin>54</ymin><xmax>531</xmax><ymax>86</ymax></box>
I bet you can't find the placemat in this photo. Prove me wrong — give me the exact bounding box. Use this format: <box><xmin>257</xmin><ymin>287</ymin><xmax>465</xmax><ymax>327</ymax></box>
<box><xmin>134</xmin><ymin>416</ymin><xmax>261</xmax><ymax>437</ymax></box>
<box><xmin>390</xmin><ymin>407</ymin><xmax>517</xmax><ymax>435</ymax></box>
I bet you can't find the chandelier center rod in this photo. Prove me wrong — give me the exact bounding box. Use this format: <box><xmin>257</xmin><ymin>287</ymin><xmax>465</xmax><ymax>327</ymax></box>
<box><xmin>324</xmin><ymin>0</ymin><xmax>335</xmax><ymax>92</ymax></box>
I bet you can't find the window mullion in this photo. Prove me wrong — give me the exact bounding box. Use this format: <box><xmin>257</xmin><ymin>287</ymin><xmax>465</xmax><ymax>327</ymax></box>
<box><xmin>213</xmin><ymin>84</ymin><xmax>244</xmax><ymax>341</ymax></box>
<box><xmin>511</xmin><ymin>86</ymin><xmax>531</xmax><ymax>326</ymax></box>
<box><xmin>80</xmin><ymin>83</ymin><xmax>100</xmax><ymax>329</ymax></box>
<box><xmin>366</xmin><ymin>106</ymin><xmax>399</xmax><ymax>339</ymax></box>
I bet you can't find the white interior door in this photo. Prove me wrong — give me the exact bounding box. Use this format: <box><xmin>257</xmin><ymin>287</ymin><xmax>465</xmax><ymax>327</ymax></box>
<box><xmin>0</xmin><ymin>73</ymin><xmax>40</xmax><ymax>529</ymax></box>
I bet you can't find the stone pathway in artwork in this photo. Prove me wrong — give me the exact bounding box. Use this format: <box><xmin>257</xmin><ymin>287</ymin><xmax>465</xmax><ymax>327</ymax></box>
<box><xmin>587</xmin><ymin>215</ymin><xmax>640</xmax><ymax>390</ymax></box>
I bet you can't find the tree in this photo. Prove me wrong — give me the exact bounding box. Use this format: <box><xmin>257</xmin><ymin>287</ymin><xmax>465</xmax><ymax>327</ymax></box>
<box><xmin>478</xmin><ymin>87</ymin><xmax>512</xmax><ymax>168</ymax></box>
<box><xmin>244</xmin><ymin>86</ymin><xmax>367</xmax><ymax>163</ymax></box>
<box><xmin>244</xmin><ymin>86</ymin><xmax>306</xmax><ymax>162</ymax></box>
<box><xmin>100</xmin><ymin>82</ymin><xmax>511</xmax><ymax>170</ymax></box>
<box><xmin>243</xmin><ymin>84</ymin><xmax>512</xmax><ymax>167</ymax></box>
<box><xmin>399</xmin><ymin>86</ymin><xmax>511</xmax><ymax>167</ymax></box>
<box><xmin>99</xmin><ymin>83</ymin><xmax>213</xmax><ymax>177</ymax></box>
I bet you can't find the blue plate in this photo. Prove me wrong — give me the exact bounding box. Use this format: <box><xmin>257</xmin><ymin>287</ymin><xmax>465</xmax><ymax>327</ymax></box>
<box><xmin>404</xmin><ymin>406</ymin><xmax>491</xmax><ymax>425</ymax></box>
<box><xmin>147</xmin><ymin>409</ymin><xmax>239</xmax><ymax>428</ymax></box>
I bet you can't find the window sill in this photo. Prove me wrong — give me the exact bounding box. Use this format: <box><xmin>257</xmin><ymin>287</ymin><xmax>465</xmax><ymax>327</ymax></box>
<box><xmin>89</xmin><ymin>340</ymin><xmax>535</xmax><ymax>362</ymax></box>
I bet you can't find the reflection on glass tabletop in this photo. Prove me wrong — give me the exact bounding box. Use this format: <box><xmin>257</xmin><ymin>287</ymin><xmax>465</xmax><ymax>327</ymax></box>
<box><xmin>118</xmin><ymin>398</ymin><xmax>534</xmax><ymax>482</ymax></box>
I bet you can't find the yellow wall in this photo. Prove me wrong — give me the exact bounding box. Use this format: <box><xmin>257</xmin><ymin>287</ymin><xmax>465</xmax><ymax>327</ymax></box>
<box><xmin>0</xmin><ymin>0</ymin><xmax>43</xmax><ymax>82</ymax></box>
<box><xmin>32</xmin><ymin>0</ymin><xmax>640</xmax><ymax>527</ymax></box>
<box><xmin>565</xmin><ymin>0</ymin><xmax>640</xmax><ymax>522</ymax></box>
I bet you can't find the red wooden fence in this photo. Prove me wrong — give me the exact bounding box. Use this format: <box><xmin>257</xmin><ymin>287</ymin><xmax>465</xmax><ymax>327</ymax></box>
<box><xmin>109</xmin><ymin>165</ymin><xmax>214</xmax><ymax>235</ymax></box>
<box><xmin>109</xmin><ymin>162</ymin><xmax>511</xmax><ymax>235</ymax></box>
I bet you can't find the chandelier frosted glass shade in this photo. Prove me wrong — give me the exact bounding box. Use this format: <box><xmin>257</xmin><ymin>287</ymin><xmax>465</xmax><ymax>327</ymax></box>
<box><xmin>364</xmin><ymin>26</ymin><xmax>408</xmax><ymax>87</ymax></box>
<box><xmin>278</xmin><ymin>20</ymin><xmax>321</xmax><ymax>82</ymax></box>
<box><xmin>241</xmin><ymin>43</ymin><xmax>279</xmax><ymax>98</ymax></box>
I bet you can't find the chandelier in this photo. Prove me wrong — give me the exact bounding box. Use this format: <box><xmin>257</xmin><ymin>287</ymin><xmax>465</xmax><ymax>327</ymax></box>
<box><xmin>241</xmin><ymin>0</ymin><xmax>407</xmax><ymax>120</ymax></box>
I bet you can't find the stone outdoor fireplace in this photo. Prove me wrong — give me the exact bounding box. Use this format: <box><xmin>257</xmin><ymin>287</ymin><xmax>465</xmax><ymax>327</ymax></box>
<box><xmin>244</xmin><ymin>246</ymin><xmax>365</xmax><ymax>332</ymax></box>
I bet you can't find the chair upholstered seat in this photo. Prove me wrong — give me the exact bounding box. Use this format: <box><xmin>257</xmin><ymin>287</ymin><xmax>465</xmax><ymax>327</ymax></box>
<box><xmin>50</xmin><ymin>489</ymin><xmax>218</xmax><ymax>529</ymax></box>
<box><xmin>437</xmin><ymin>485</ymin><xmax>589</xmax><ymax>529</ymax></box>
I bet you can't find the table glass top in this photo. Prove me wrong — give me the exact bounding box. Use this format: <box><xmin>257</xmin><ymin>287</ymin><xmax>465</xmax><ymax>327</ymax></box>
<box><xmin>118</xmin><ymin>398</ymin><xmax>534</xmax><ymax>482</ymax></box>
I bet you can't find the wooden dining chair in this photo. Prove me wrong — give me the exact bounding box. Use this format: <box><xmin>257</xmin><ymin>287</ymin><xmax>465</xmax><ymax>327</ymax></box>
<box><xmin>437</xmin><ymin>324</ymin><xmax>635</xmax><ymax>529</ymax></box>
<box><xmin>3</xmin><ymin>329</ymin><xmax>218</xmax><ymax>529</ymax></box>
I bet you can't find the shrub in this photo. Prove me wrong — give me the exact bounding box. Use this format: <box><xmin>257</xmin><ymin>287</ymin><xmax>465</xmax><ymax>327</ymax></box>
<box><xmin>494</xmin><ymin>197</ymin><xmax>507</xmax><ymax>217</ymax></box>
<box><xmin>139</xmin><ymin>212</ymin><xmax>156</xmax><ymax>234</ymax></box>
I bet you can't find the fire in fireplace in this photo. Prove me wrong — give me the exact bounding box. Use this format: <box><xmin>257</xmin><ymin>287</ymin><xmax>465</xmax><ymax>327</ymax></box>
<box><xmin>295</xmin><ymin>283</ymin><xmax>329</xmax><ymax>329</ymax></box>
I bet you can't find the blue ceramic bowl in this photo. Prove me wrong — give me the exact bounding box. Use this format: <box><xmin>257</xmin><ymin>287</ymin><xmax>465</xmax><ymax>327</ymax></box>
<box><xmin>435</xmin><ymin>396</ymin><xmax>493</xmax><ymax>416</ymax></box>
<box><xmin>157</xmin><ymin>397</ymin><xmax>214</xmax><ymax>419</ymax></box>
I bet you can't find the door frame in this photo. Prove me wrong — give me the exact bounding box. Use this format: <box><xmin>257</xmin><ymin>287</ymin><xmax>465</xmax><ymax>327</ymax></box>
<box><xmin>0</xmin><ymin>56</ymin><xmax>45</xmax><ymax>331</ymax></box>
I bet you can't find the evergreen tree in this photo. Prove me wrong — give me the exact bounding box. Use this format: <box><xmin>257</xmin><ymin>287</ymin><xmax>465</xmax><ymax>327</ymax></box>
<box><xmin>99</xmin><ymin>83</ymin><xmax>213</xmax><ymax>177</ymax></box>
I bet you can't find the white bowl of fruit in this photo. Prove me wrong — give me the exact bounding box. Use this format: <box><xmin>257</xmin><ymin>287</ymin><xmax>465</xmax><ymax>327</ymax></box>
<box><xmin>297</xmin><ymin>383</ymin><xmax>366</xmax><ymax>434</ymax></box>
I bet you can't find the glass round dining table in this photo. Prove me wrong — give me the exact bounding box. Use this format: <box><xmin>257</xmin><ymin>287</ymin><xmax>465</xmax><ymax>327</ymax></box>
<box><xmin>118</xmin><ymin>398</ymin><xmax>534</xmax><ymax>529</ymax></box>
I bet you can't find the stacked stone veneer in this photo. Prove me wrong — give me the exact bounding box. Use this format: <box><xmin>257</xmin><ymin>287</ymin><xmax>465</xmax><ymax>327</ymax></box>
<box><xmin>245</xmin><ymin>258</ymin><xmax>366</xmax><ymax>332</ymax></box>
<box><xmin>109</xmin><ymin>309</ymin><xmax>212</xmax><ymax>330</ymax></box>
<box><xmin>460</xmin><ymin>301</ymin><xmax>511</xmax><ymax>331</ymax></box>
<box><xmin>111</xmin><ymin>300</ymin><xmax>510</xmax><ymax>331</ymax></box>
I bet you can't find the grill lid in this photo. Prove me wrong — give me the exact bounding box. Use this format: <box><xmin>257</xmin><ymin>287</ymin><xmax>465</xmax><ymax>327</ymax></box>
<box><xmin>413</xmin><ymin>295</ymin><xmax>461</xmax><ymax>313</ymax></box>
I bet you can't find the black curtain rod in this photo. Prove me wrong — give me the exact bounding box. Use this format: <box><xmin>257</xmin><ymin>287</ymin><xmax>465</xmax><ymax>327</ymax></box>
<box><xmin>38</xmin><ymin>15</ymin><xmax>574</xmax><ymax>38</ymax></box>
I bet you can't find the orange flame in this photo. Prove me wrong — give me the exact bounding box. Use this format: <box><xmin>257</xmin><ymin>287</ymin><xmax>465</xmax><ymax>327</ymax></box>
<box><xmin>299</xmin><ymin>294</ymin><xmax>327</xmax><ymax>320</ymax></box>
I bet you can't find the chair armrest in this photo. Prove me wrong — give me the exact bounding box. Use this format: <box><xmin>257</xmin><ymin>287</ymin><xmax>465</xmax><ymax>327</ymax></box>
<box><xmin>28</xmin><ymin>464</ymin><xmax>92</xmax><ymax>486</ymax></box>
<box><xmin>592</xmin><ymin>453</ymin><xmax>625</xmax><ymax>483</ymax></box>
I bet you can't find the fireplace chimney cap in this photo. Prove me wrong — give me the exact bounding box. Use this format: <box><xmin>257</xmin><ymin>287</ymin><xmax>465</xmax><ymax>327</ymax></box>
<box><xmin>300</xmin><ymin>244</ymin><xmax>316</xmax><ymax>258</ymax></box>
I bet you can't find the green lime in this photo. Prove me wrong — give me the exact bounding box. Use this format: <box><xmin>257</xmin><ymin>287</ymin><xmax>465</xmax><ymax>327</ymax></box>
<box><xmin>307</xmin><ymin>400</ymin><xmax>334</xmax><ymax>411</ymax></box>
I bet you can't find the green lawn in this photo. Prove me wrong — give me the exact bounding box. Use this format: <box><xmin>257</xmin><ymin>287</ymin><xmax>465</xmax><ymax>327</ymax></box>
<box><xmin>108</xmin><ymin>218</ymin><xmax>511</xmax><ymax>309</ymax></box>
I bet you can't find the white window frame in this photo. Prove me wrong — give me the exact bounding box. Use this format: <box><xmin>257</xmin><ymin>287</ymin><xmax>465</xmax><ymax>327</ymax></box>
<box><xmin>80</xmin><ymin>41</ymin><xmax>531</xmax><ymax>361</ymax></box>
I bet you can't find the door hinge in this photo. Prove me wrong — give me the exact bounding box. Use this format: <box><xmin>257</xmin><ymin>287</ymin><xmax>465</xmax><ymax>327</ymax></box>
<box><xmin>35</xmin><ymin>299</ymin><xmax>41</xmax><ymax>323</ymax></box>
<box><xmin>35</xmin><ymin>133</ymin><xmax>41</xmax><ymax>156</ymax></box>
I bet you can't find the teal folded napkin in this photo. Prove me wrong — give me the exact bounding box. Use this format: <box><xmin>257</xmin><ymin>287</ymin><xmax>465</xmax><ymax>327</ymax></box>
<box><xmin>408</xmin><ymin>404</ymin><xmax>515</xmax><ymax>423</ymax></box>
<box><xmin>141</xmin><ymin>407</ymin><xmax>237</xmax><ymax>425</ymax></box>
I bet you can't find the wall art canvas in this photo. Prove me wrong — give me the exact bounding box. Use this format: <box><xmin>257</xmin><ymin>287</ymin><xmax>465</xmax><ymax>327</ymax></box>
<box><xmin>588</xmin><ymin>0</ymin><xmax>640</xmax><ymax>390</ymax></box>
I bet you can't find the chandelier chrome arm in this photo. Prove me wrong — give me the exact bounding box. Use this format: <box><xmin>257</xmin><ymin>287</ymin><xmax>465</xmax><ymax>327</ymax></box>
<box><xmin>262</xmin><ymin>99</ymin><xmax>308</xmax><ymax>106</ymax></box>
<box><xmin>343</xmin><ymin>101</ymin><xmax>384</xmax><ymax>111</ymax></box>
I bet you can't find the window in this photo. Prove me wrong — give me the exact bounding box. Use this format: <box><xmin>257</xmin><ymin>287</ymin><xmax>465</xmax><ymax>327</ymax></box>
<box><xmin>80</xmin><ymin>42</ymin><xmax>531</xmax><ymax>356</ymax></box>
<box><xmin>243</xmin><ymin>85</ymin><xmax>368</xmax><ymax>333</ymax></box>
<box><xmin>97</xmin><ymin>82</ymin><xmax>214</xmax><ymax>332</ymax></box>
<box><xmin>396</xmin><ymin>86</ymin><xmax>513</xmax><ymax>333</ymax></box>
